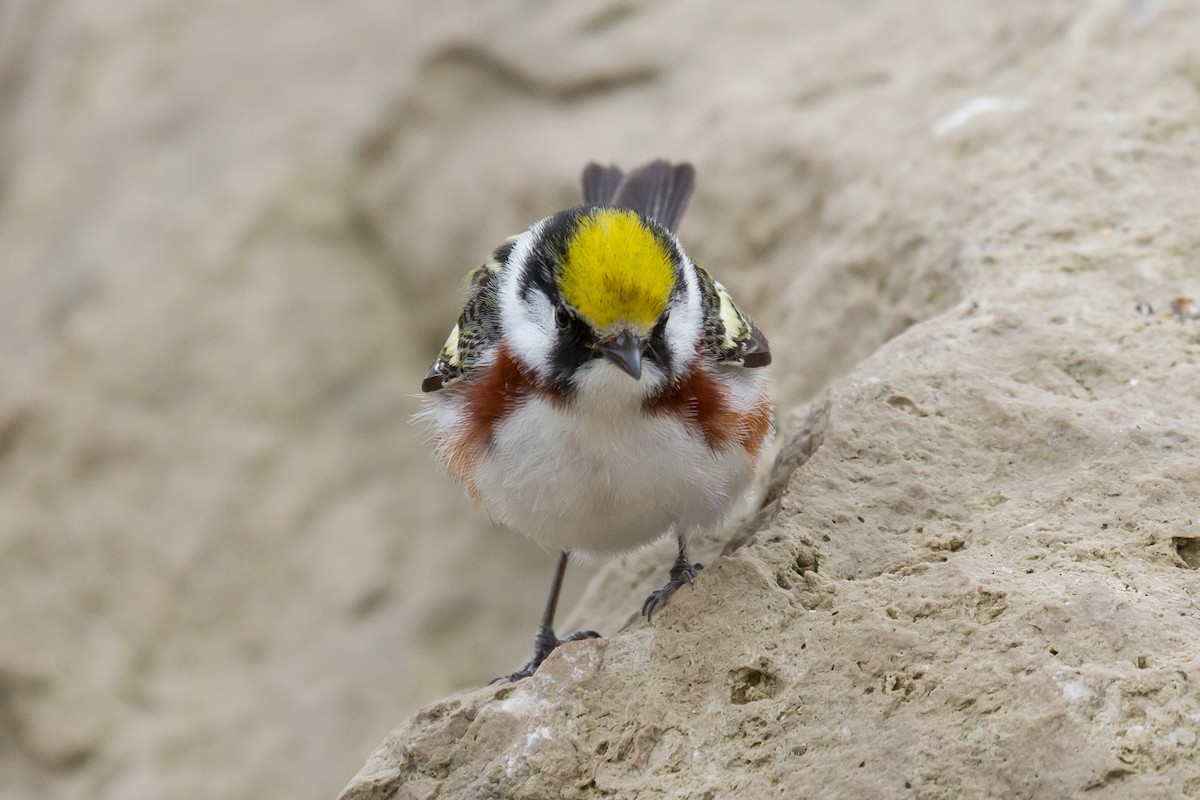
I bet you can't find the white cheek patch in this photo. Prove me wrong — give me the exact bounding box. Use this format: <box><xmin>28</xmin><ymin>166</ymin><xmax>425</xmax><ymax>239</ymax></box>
<box><xmin>498</xmin><ymin>224</ymin><xmax>554</xmax><ymax>375</ymax></box>
<box><xmin>509</xmin><ymin>291</ymin><xmax>554</xmax><ymax>372</ymax></box>
<box><xmin>666</xmin><ymin>250</ymin><xmax>702</xmax><ymax>370</ymax></box>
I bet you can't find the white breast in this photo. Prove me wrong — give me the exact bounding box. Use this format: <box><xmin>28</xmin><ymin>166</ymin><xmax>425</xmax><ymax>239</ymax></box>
<box><xmin>467</xmin><ymin>362</ymin><xmax>759</xmax><ymax>558</ymax></box>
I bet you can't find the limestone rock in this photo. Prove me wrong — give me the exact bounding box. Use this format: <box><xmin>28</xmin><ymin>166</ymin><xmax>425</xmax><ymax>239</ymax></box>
<box><xmin>2</xmin><ymin>1</ymin><xmax>1199</xmax><ymax>799</ymax></box>
<box><xmin>341</xmin><ymin>1</ymin><xmax>1200</xmax><ymax>798</ymax></box>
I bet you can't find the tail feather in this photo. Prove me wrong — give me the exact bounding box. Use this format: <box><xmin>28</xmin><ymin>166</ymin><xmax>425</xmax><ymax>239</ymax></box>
<box><xmin>580</xmin><ymin>163</ymin><xmax>625</xmax><ymax>206</ymax></box>
<box><xmin>580</xmin><ymin>160</ymin><xmax>695</xmax><ymax>234</ymax></box>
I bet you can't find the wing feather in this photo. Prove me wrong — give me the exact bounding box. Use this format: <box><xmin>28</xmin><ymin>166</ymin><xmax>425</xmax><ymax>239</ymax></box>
<box><xmin>421</xmin><ymin>240</ymin><xmax>512</xmax><ymax>392</ymax></box>
<box><xmin>694</xmin><ymin>265</ymin><xmax>771</xmax><ymax>368</ymax></box>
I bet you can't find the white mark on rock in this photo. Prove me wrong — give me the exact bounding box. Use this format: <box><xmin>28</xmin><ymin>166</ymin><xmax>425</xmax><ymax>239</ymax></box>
<box><xmin>502</xmin><ymin>726</ymin><xmax>554</xmax><ymax>778</ymax></box>
<box><xmin>933</xmin><ymin>95</ymin><xmax>1029</xmax><ymax>136</ymax></box>
<box><xmin>1053</xmin><ymin>672</ymin><xmax>1089</xmax><ymax>703</ymax></box>
<box><xmin>560</xmin><ymin>651</ymin><xmax>586</xmax><ymax>679</ymax></box>
<box><xmin>526</xmin><ymin>726</ymin><xmax>553</xmax><ymax>747</ymax></box>
<box><xmin>499</xmin><ymin>690</ymin><xmax>536</xmax><ymax>716</ymax></box>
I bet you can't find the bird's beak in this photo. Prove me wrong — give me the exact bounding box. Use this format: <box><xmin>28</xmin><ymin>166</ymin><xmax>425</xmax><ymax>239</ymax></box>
<box><xmin>599</xmin><ymin>330</ymin><xmax>643</xmax><ymax>380</ymax></box>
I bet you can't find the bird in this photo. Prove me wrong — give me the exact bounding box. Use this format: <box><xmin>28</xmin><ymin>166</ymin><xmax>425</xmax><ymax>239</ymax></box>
<box><xmin>417</xmin><ymin>160</ymin><xmax>772</xmax><ymax>681</ymax></box>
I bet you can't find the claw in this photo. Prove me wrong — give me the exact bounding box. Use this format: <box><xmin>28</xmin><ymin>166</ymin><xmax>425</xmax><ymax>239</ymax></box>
<box><xmin>642</xmin><ymin>560</ymin><xmax>703</xmax><ymax>620</ymax></box>
<box><xmin>491</xmin><ymin>627</ymin><xmax>601</xmax><ymax>683</ymax></box>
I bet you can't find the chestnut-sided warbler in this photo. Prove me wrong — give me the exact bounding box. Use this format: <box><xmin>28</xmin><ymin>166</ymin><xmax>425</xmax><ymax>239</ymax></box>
<box><xmin>418</xmin><ymin>160</ymin><xmax>771</xmax><ymax>681</ymax></box>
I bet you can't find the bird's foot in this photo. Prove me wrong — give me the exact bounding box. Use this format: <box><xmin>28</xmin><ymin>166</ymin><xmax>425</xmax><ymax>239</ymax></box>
<box><xmin>642</xmin><ymin>560</ymin><xmax>704</xmax><ymax>620</ymax></box>
<box><xmin>491</xmin><ymin>625</ymin><xmax>601</xmax><ymax>683</ymax></box>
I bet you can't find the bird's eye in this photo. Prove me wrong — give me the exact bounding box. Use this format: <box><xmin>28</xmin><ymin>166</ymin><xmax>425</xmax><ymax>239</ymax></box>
<box><xmin>554</xmin><ymin>308</ymin><xmax>571</xmax><ymax>329</ymax></box>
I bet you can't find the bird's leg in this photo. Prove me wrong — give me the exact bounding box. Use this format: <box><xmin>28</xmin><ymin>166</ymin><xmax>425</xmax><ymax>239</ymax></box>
<box><xmin>493</xmin><ymin>550</ymin><xmax>600</xmax><ymax>683</ymax></box>
<box><xmin>642</xmin><ymin>533</ymin><xmax>703</xmax><ymax>620</ymax></box>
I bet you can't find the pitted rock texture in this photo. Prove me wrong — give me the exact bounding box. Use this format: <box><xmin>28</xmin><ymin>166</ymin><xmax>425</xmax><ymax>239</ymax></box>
<box><xmin>340</xmin><ymin>1</ymin><xmax>1200</xmax><ymax>798</ymax></box>
<box><xmin>2</xmin><ymin>0</ymin><xmax>1199</xmax><ymax>799</ymax></box>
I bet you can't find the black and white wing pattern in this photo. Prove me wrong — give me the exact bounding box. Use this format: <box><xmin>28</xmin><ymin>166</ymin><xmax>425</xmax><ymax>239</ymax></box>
<box><xmin>694</xmin><ymin>265</ymin><xmax>771</xmax><ymax>368</ymax></box>
<box><xmin>421</xmin><ymin>240</ymin><xmax>513</xmax><ymax>392</ymax></box>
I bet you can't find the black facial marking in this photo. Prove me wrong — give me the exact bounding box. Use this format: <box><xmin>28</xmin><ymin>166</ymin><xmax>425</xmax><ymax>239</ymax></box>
<box><xmin>518</xmin><ymin>206</ymin><xmax>690</xmax><ymax>393</ymax></box>
<box><xmin>643</xmin><ymin>310</ymin><xmax>674</xmax><ymax>377</ymax></box>
<box><xmin>547</xmin><ymin>309</ymin><xmax>596</xmax><ymax>396</ymax></box>
<box><xmin>518</xmin><ymin>209</ymin><xmax>580</xmax><ymax>305</ymax></box>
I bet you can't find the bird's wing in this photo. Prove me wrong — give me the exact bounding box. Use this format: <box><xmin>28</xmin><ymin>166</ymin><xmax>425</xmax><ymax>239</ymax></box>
<box><xmin>693</xmin><ymin>265</ymin><xmax>771</xmax><ymax>368</ymax></box>
<box><xmin>581</xmin><ymin>160</ymin><xmax>696</xmax><ymax>234</ymax></box>
<box><xmin>421</xmin><ymin>239</ymin><xmax>513</xmax><ymax>392</ymax></box>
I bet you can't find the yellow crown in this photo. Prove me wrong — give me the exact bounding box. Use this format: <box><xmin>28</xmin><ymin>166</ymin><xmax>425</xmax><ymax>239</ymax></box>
<box><xmin>558</xmin><ymin>208</ymin><xmax>675</xmax><ymax>332</ymax></box>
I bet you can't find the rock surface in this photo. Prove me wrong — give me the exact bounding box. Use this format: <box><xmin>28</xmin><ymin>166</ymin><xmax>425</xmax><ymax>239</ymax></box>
<box><xmin>340</xmin><ymin>1</ymin><xmax>1200</xmax><ymax>798</ymax></box>
<box><xmin>1</xmin><ymin>1</ymin><xmax>1198</xmax><ymax>799</ymax></box>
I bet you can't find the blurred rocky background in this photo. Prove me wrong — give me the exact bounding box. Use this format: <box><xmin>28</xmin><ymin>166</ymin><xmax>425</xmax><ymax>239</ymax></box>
<box><xmin>2</xmin><ymin>1</ymin><xmax>1199</xmax><ymax>799</ymax></box>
